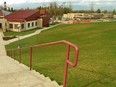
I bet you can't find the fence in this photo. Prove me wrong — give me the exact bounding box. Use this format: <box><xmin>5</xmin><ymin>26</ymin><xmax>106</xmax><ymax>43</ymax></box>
<box><xmin>7</xmin><ymin>40</ymin><xmax>79</xmax><ymax>87</ymax></box>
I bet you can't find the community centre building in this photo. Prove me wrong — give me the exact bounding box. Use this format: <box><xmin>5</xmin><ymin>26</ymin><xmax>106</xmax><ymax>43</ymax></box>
<box><xmin>0</xmin><ymin>9</ymin><xmax>51</xmax><ymax>32</ymax></box>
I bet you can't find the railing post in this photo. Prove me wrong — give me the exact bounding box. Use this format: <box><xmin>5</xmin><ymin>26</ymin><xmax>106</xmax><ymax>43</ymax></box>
<box><xmin>13</xmin><ymin>50</ymin><xmax>15</xmax><ymax>60</ymax></box>
<box><xmin>30</xmin><ymin>47</ymin><xmax>33</xmax><ymax>70</ymax></box>
<box><xmin>63</xmin><ymin>44</ymin><xmax>70</xmax><ymax>87</ymax></box>
<box><xmin>11</xmin><ymin>50</ymin><xmax>13</xmax><ymax>58</ymax></box>
<box><xmin>8</xmin><ymin>50</ymin><xmax>10</xmax><ymax>57</ymax></box>
<box><xmin>7</xmin><ymin>50</ymin><xmax>9</xmax><ymax>56</ymax></box>
<box><xmin>18</xmin><ymin>48</ymin><xmax>21</xmax><ymax>63</ymax></box>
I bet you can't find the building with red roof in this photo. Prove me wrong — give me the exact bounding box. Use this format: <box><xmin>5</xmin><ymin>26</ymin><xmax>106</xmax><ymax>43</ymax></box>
<box><xmin>0</xmin><ymin>10</ymin><xmax>51</xmax><ymax>32</ymax></box>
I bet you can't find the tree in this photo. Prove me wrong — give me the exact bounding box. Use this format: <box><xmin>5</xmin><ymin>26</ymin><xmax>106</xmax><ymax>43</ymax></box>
<box><xmin>36</xmin><ymin>6</ymin><xmax>43</xmax><ymax>10</ymax></box>
<box><xmin>49</xmin><ymin>2</ymin><xmax>58</xmax><ymax>9</ymax></box>
<box><xmin>96</xmin><ymin>9</ymin><xmax>101</xmax><ymax>13</ymax></box>
<box><xmin>89</xmin><ymin>1</ymin><xmax>95</xmax><ymax>13</ymax></box>
<box><xmin>68</xmin><ymin>2</ymin><xmax>72</xmax><ymax>13</ymax></box>
<box><xmin>113</xmin><ymin>9</ymin><xmax>116</xmax><ymax>15</ymax></box>
<box><xmin>10</xmin><ymin>7</ymin><xmax>14</xmax><ymax>12</ymax></box>
<box><xmin>63</xmin><ymin>7</ymin><xmax>71</xmax><ymax>14</ymax></box>
<box><xmin>102</xmin><ymin>10</ymin><xmax>108</xmax><ymax>13</ymax></box>
<box><xmin>36</xmin><ymin>1</ymin><xmax>73</xmax><ymax>20</ymax></box>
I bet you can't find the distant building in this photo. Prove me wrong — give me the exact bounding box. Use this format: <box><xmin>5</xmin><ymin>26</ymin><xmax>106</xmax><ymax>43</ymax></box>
<box><xmin>62</xmin><ymin>13</ymin><xmax>104</xmax><ymax>20</ymax></box>
<box><xmin>63</xmin><ymin>13</ymin><xmax>75</xmax><ymax>20</ymax></box>
<box><xmin>103</xmin><ymin>14</ymin><xmax>113</xmax><ymax>19</ymax></box>
<box><xmin>92</xmin><ymin>13</ymin><xmax>103</xmax><ymax>19</ymax></box>
<box><xmin>113</xmin><ymin>15</ymin><xmax>116</xmax><ymax>19</ymax></box>
<box><xmin>0</xmin><ymin>10</ymin><xmax>51</xmax><ymax>32</ymax></box>
<box><xmin>62</xmin><ymin>12</ymin><xmax>115</xmax><ymax>24</ymax></box>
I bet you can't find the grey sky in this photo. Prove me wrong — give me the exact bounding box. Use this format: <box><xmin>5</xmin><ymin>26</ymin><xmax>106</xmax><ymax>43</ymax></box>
<box><xmin>0</xmin><ymin>0</ymin><xmax>116</xmax><ymax>5</ymax></box>
<box><xmin>0</xmin><ymin>0</ymin><xmax>116</xmax><ymax>10</ymax></box>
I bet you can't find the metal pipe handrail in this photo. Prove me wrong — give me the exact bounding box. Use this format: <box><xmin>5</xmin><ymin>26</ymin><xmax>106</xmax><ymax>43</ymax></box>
<box><xmin>7</xmin><ymin>40</ymin><xmax>79</xmax><ymax>87</ymax></box>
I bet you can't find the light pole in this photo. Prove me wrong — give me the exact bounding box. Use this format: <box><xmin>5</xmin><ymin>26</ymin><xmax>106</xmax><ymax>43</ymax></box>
<box><xmin>17</xmin><ymin>24</ymin><xmax>20</xmax><ymax>48</ymax></box>
<box><xmin>2</xmin><ymin>2</ymin><xmax>5</xmax><ymax>32</ymax></box>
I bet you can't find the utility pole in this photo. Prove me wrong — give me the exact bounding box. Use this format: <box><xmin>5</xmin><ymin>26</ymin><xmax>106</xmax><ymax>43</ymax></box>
<box><xmin>89</xmin><ymin>1</ymin><xmax>95</xmax><ymax>20</ymax></box>
<box><xmin>69</xmin><ymin>1</ymin><xmax>72</xmax><ymax>13</ymax></box>
<box><xmin>2</xmin><ymin>2</ymin><xmax>6</xmax><ymax>32</ymax></box>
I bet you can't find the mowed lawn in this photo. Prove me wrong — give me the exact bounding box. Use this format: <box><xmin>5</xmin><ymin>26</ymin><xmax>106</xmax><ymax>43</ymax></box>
<box><xmin>6</xmin><ymin>22</ymin><xmax>116</xmax><ymax>87</ymax></box>
<box><xmin>4</xmin><ymin>28</ymin><xmax>39</xmax><ymax>36</ymax></box>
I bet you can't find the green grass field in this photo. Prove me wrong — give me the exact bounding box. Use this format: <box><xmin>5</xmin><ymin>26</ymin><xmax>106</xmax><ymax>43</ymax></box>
<box><xmin>4</xmin><ymin>28</ymin><xmax>39</xmax><ymax>36</ymax></box>
<box><xmin>6</xmin><ymin>22</ymin><xmax>116</xmax><ymax>87</ymax></box>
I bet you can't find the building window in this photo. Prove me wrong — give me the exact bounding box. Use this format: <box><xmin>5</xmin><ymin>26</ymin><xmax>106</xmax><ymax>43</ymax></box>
<box><xmin>32</xmin><ymin>22</ymin><xmax>34</xmax><ymax>27</ymax></box>
<box><xmin>28</xmin><ymin>23</ymin><xmax>30</xmax><ymax>28</ymax></box>
<box><xmin>35</xmin><ymin>22</ymin><xmax>37</xmax><ymax>26</ymax></box>
<box><xmin>14</xmin><ymin>24</ymin><xmax>19</xmax><ymax>29</ymax></box>
<box><xmin>21</xmin><ymin>24</ymin><xmax>24</xmax><ymax>29</ymax></box>
<box><xmin>9</xmin><ymin>24</ymin><xmax>13</xmax><ymax>28</ymax></box>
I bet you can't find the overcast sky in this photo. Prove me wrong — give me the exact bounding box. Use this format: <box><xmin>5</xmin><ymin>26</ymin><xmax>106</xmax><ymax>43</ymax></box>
<box><xmin>0</xmin><ymin>0</ymin><xmax>116</xmax><ymax>5</ymax></box>
<box><xmin>0</xmin><ymin>0</ymin><xmax>116</xmax><ymax>10</ymax></box>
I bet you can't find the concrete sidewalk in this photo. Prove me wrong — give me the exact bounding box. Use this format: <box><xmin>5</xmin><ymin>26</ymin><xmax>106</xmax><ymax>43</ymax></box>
<box><xmin>0</xmin><ymin>55</ymin><xmax>61</xmax><ymax>87</ymax></box>
<box><xmin>4</xmin><ymin>24</ymin><xmax>59</xmax><ymax>45</ymax></box>
<box><xmin>0</xmin><ymin>31</ymin><xmax>61</xmax><ymax>87</ymax></box>
<box><xmin>0</xmin><ymin>32</ymin><xmax>6</xmax><ymax>56</ymax></box>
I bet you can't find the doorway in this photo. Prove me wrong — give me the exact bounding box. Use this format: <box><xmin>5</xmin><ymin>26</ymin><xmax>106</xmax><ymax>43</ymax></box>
<box><xmin>0</xmin><ymin>23</ymin><xmax>2</xmax><ymax>29</ymax></box>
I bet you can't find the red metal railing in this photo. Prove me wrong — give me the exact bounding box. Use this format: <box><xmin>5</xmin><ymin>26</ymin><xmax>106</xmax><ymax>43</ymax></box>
<box><xmin>7</xmin><ymin>40</ymin><xmax>79</xmax><ymax>87</ymax></box>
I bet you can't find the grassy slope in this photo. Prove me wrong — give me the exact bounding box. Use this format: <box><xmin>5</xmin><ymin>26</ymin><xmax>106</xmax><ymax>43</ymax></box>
<box><xmin>4</xmin><ymin>28</ymin><xmax>39</xmax><ymax>36</ymax></box>
<box><xmin>6</xmin><ymin>22</ymin><xmax>116</xmax><ymax>87</ymax></box>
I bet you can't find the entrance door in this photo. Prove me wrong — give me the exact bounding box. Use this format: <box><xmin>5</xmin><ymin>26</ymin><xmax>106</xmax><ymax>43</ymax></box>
<box><xmin>0</xmin><ymin>23</ymin><xmax>2</xmax><ymax>29</ymax></box>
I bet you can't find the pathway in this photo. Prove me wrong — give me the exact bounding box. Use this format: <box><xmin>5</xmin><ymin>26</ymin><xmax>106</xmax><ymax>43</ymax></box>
<box><xmin>0</xmin><ymin>32</ymin><xmax>6</xmax><ymax>56</ymax></box>
<box><xmin>0</xmin><ymin>31</ymin><xmax>62</xmax><ymax>87</ymax></box>
<box><xmin>4</xmin><ymin>24</ymin><xmax>59</xmax><ymax>45</ymax></box>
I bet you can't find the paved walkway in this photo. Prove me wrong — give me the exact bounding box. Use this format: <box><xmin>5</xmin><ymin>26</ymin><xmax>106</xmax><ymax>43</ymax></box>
<box><xmin>0</xmin><ymin>31</ymin><xmax>61</xmax><ymax>87</ymax></box>
<box><xmin>4</xmin><ymin>25</ymin><xmax>59</xmax><ymax>45</ymax></box>
<box><xmin>0</xmin><ymin>32</ymin><xmax>6</xmax><ymax>56</ymax></box>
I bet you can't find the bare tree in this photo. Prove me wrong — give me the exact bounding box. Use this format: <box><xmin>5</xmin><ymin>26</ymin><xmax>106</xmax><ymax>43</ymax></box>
<box><xmin>89</xmin><ymin>1</ymin><xmax>95</xmax><ymax>13</ymax></box>
<box><xmin>89</xmin><ymin>1</ymin><xmax>95</xmax><ymax>19</ymax></box>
